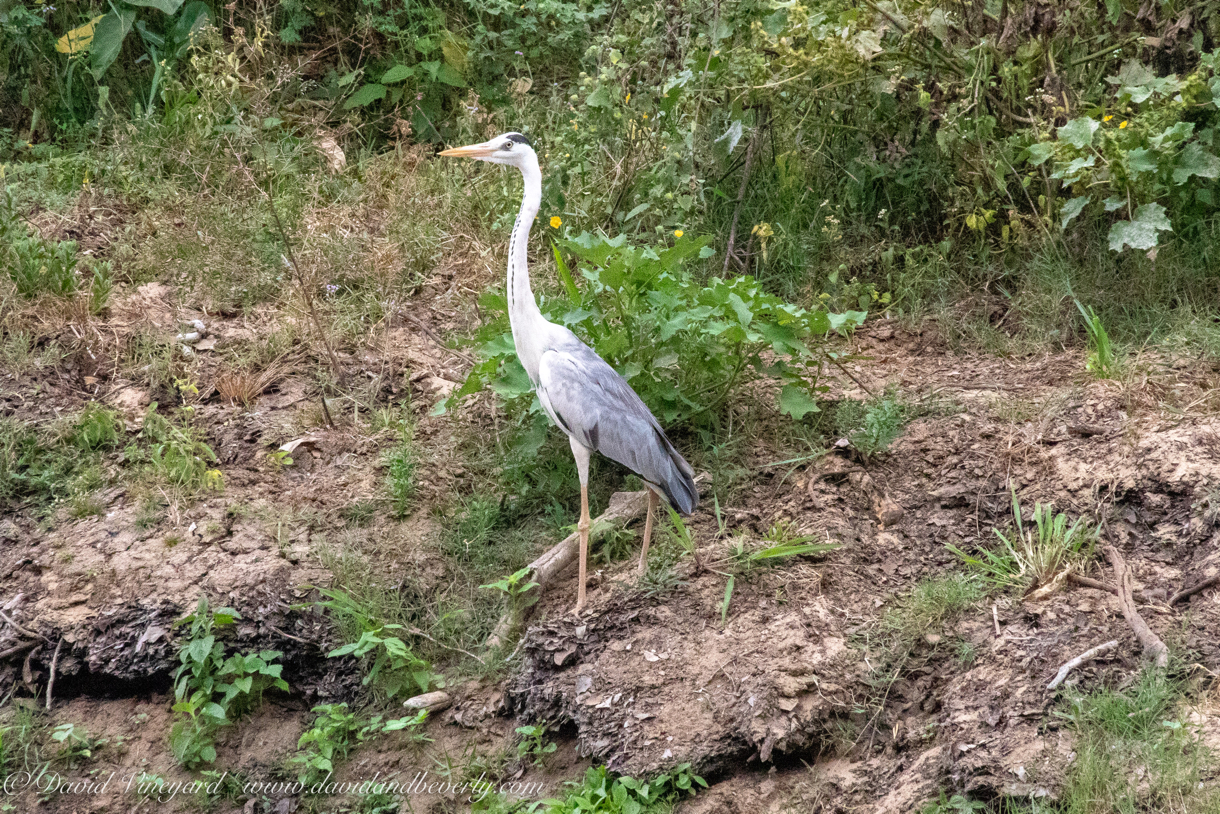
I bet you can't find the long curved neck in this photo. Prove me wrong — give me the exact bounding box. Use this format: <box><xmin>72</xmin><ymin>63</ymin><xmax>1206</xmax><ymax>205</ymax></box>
<box><xmin>508</xmin><ymin>154</ymin><xmax>549</xmax><ymax>382</ymax></box>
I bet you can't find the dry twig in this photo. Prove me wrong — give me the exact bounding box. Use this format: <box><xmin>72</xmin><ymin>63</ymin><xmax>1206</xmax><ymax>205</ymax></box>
<box><xmin>1170</xmin><ymin>573</ymin><xmax>1220</xmax><ymax>606</ymax></box>
<box><xmin>1047</xmin><ymin>639</ymin><xmax>1119</xmax><ymax>690</ymax></box>
<box><xmin>46</xmin><ymin>638</ymin><xmax>63</xmax><ymax>710</ymax></box>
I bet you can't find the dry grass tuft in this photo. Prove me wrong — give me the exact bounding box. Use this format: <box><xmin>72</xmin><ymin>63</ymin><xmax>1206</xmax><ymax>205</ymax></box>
<box><xmin>216</xmin><ymin>364</ymin><xmax>285</xmax><ymax>406</ymax></box>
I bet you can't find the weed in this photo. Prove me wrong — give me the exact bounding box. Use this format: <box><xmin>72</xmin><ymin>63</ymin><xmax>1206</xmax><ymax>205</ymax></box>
<box><xmin>71</xmin><ymin>404</ymin><xmax>121</xmax><ymax>451</ymax></box>
<box><xmin>835</xmin><ymin>392</ymin><xmax>907</xmax><ymax>459</ymax></box>
<box><xmin>290</xmin><ymin>703</ymin><xmax>428</xmax><ymax>787</ymax></box>
<box><xmin>136</xmin><ymin>406</ymin><xmax>223</xmax><ymax>494</ymax></box>
<box><xmin>7</xmin><ymin>235</ymin><xmax>79</xmax><ymax>299</ymax></box>
<box><xmin>918</xmin><ymin>792</ymin><xmax>987</xmax><ymax>814</ymax></box>
<box><xmin>169</xmin><ymin>596</ymin><xmax>289</xmax><ymax>768</ymax></box>
<box><xmin>524</xmin><ymin>763</ymin><xmax>707</xmax><ymax>813</ymax></box>
<box><xmin>383</xmin><ymin>424</ymin><xmax>417</xmax><ymax>518</ymax></box>
<box><xmin>948</xmin><ymin>492</ymin><xmax>1096</xmax><ymax>598</ymax></box>
<box><xmin>1075</xmin><ymin>299</ymin><xmax>1118</xmax><ymax>379</ymax></box>
<box><xmin>514</xmin><ymin>722</ymin><xmax>557</xmax><ymax>766</ymax></box>
<box><xmin>480</xmin><ymin>567</ymin><xmax>540</xmax><ymax>610</ymax></box>
<box><xmin>313</xmin><ymin>587</ymin><xmax>443</xmax><ymax>700</ymax></box>
<box><xmin>50</xmin><ymin>723</ymin><xmax>107</xmax><ymax>765</ymax></box>
<box><xmin>879</xmin><ymin>573</ymin><xmax>984</xmax><ymax>650</ymax></box>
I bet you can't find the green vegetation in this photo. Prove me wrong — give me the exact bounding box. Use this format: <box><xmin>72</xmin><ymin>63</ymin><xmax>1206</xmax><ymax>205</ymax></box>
<box><xmin>169</xmin><ymin>596</ymin><xmax>289</xmax><ymax>768</ymax></box>
<box><xmin>290</xmin><ymin>703</ymin><xmax>429</xmax><ymax>787</ymax></box>
<box><xmin>1055</xmin><ymin>669</ymin><xmax>1220</xmax><ymax>814</ymax></box>
<box><xmin>50</xmin><ymin>723</ymin><xmax>108</xmax><ymax>765</ymax></box>
<box><xmin>471</xmin><ymin>763</ymin><xmax>706</xmax><ymax>813</ymax></box>
<box><xmin>1074</xmin><ymin>300</ymin><xmax>1119</xmax><ymax>379</ymax></box>
<box><xmin>314</xmin><ymin>587</ymin><xmax>444</xmax><ymax>700</ymax></box>
<box><xmin>514</xmin><ymin>721</ymin><xmax>557</xmax><ymax>766</ymax></box>
<box><xmin>835</xmin><ymin>392</ymin><xmax>909</xmax><ymax>460</ymax></box>
<box><xmin>949</xmin><ymin>492</ymin><xmax>1097</xmax><ymax>596</ymax></box>
<box><xmin>383</xmin><ymin>421</ymin><xmax>419</xmax><ymax>518</ymax></box>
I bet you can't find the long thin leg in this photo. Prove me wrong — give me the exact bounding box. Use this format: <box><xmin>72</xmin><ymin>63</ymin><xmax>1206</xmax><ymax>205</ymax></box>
<box><xmin>637</xmin><ymin>489</ymin><xmax>659</xmax><ymax>576</ymax></box>
<box><xmin>570</xmin><ymin>439</ymin><xmax>592</xmax><ymax>614</ymax></box>
<box><xmin>576</xmin><ymin>482</ymin><xmax>590</xmax><ymax>612</ymax></box>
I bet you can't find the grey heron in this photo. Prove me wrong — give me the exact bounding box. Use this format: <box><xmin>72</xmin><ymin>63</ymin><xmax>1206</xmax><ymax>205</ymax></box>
<box><xmin>440</xmin><ymin>132</ymin><xmax>698</xmax><ymax>613</ymax></box>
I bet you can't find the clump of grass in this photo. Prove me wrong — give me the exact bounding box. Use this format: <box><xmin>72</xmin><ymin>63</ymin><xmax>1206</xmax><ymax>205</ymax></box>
<box><xmin>71</xmin><ymin>403</ymin><xmax>121</xmax><ymax>451</ymax></box>
<box><xmin>881</xmin><ymin>573</ymin><xmax>984</xmax><ymax>644</ymax></box>
<box><xmin>131</xmin><ymin>406</ymin><xmax>223</xmax><ymax>494</ymax></box>
<box><xmin>948</xmin><ymin>491</ymin><xmax>1096</xmax><ymax>599</ymax></box>
<box><xmin>0</xmin><ymin>417</ymin><xmax>105</xmax><ymax>512</ymax></box>
<box><xmin>1057</xmin><ymin>669</ymin><xmax>1220</xmax><ymax>813</ymax></box>
<box><xmin>383</xmin><ymin>424</ymin><xmax>417</xmax><ymax>518</ymax></box>
<box><xmin>1075</xmin><ymin>299</ymin><xmax>1118</xmax><ymax>379</ymax></box>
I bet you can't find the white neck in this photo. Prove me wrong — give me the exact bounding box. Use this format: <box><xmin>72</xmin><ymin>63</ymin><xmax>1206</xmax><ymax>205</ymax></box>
<box><xmin>507</xmin><ymin>154</ymin><xmax>550</xmax><ymax>383</ymax></box>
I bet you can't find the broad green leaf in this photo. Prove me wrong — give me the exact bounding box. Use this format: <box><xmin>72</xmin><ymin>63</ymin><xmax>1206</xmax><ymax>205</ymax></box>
<box><xmin>1108</xmin><ymin>203</ymin><xmax>1172</xmax><ymax>252</ymax></box>
<box><xmin>1126</xmin><ymin>148</ymin><xmax>1159</xmax><ymax>177</ymax></box>
<box><xmin>1057</xmin><ymin>117</ymin><xmax>1098</xmax><ymax>149</ymax></box>
<box><xmin>1150</xmin><ymin>121</ymin><xmax>1194</xmax><ymax>149</ymax></box>
<box><xmin>188</xmin><ymin>635</ymin><xmax>215</xmax><ymax>664</ymax></box>
<box><xmin>1025</xmin><ymin>142</ymin><xmax>1055</xmax><ymax>166</ymax></box>
<box><xmin>380</xmin><ymin>64</ymin><xmax>415</xmax><ymax>83</ymax></box>
<box><xmin>552</xmin><ymin>241</ymin><xmax>581</xmax><ymax>303</ymax></box>
<box><xmin>436</xmin><ymin>63</ymin><xmax>465</xmax><ymax>87</ymax></box>
<box><xmin>126</xmin><ymin>0</ymin><xmax>186</xmax><ymax>13</ymax></box>
<box><xmin>779</xmin><ymin>384</ymin><xmax>819</xmax><ymax>419</ymax></box>
<box><xmin>90</xmin><ymin>9</ymin><xmax>137</xmax><ymax>81</ymax></box>
<box><xmin>1059</xmin><ymin>196</ymin><xmax>1090</xmax><ymax>230</ymax></box>
<box><xmin>343</xmin><ymin>83</ymin><xmax>386</xmax><ymax>109</ymax></box>
<box><xmin>586</xmin><ymin>85</ymin><xmax>614</xmax><ymax>108</ymax></box>
<box><xmin>1172</xmin><ymin>142</ymin><xmax>1220</xmax><ymax>184</ymax></box>
<box><xmin>1051</xmin><ymin>154</ymin><xmax>1095</xmax><ymax>181</ymax></box>
<box><xmin>169</xmin><ymin>2</ymin><xmax>212</xmax><ymax>49</ymax></box>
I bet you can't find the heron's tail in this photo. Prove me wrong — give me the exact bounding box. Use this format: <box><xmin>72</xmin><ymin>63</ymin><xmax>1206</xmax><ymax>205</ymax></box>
<box><xmin>652</xmin><ymin>428</ymin><xmax>698</xmax><ymax>515</ymax></box>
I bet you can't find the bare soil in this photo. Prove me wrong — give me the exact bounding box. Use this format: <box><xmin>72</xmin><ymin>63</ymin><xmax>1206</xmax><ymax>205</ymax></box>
<box><xmin>3</xmin><ymin>195</ymin><xmax>1220</xmax><ymax>813</ymax></box>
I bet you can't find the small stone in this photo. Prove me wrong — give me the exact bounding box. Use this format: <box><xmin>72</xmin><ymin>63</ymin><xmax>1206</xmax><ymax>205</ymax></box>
<box><xmin>402</xmin><ymin>691</ymin><xmax>451</xmax><ymax>713</ymax></box>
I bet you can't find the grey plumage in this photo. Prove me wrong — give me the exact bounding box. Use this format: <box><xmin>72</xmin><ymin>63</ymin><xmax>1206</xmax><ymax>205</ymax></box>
<box><xmin>534</xmin><ymin>328</ymin><xmax>698</xmax><ymax>514</ymax></box>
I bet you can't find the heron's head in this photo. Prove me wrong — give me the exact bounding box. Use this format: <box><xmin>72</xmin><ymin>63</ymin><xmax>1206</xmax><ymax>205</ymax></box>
<box><xmin>439</xmin><ymin>132</ymin><xmax>535</xmax><ymax>167</ymax></box>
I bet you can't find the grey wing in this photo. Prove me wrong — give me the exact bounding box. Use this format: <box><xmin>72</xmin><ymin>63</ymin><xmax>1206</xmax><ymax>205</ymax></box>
<box><xmin>537</xmin><ymin>343</ymin><xmax>698</xmax><ymax>514</ymax></box>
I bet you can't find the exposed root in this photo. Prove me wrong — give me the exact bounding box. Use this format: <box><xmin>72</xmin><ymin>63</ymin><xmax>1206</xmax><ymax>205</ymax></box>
<box><xmin>1170</xmin><ymin>573</ymin><xmax>1220</xmax><ymax>606</ymax></box>
<box><xmin>1105</xmin><ymin>544</ymin><xmax>1169</xmax><ymax>669</ymax></box>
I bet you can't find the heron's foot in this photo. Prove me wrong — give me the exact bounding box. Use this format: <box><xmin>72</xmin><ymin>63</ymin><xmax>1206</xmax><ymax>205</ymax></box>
<box><xmin>572</xmin><ymin>599</ymin><xmax>585</xmax><ymax>615</ymax></box>
<box><xmin>636</xmin><ymin>557</ymin><xmax>649</xmax><ymax>577</ymax></box>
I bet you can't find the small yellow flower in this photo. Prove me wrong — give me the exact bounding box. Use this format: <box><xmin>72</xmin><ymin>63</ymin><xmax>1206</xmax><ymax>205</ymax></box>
<box><xmin>550</xmin><ymin>216</ymin><xmax>562</xmax><ymax>228</ymax></box>
<box><xmin>642</xmin><ymin>113</ymin><xmax>648</xmax><ymax>119</ymax></box>
<box><xmin>1120</xmin><ymin>120</ymin><xmax>1128</xmax><ymax>128</ymax></box>
<box><xmin>625</xmin><ymin>93</ymin><xmax>631</xmax><ymax>104</ymax></box>
<box><xmin>674</xmin><ymin>229</ymin><xmax>684</xmax><ymax>238</ymax></box>
<box><xmin>1103</xmin><ymin>115</ymin><xmax>1113</xmax><ymax>122</ymax></box>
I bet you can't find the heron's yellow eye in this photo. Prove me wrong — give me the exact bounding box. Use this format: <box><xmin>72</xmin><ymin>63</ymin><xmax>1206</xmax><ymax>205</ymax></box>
<box><xmin>503</xmin><ymin>142</ymin><xmax>513</xmax><ymax>150</ymax></box>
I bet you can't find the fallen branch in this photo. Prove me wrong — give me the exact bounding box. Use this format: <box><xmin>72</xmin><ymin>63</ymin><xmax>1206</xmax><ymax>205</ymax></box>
<box><xmin>1170</xmin><ymin>573</ymin><xmax>1220</xmax><ymax>606</ymax></box>
<box><xmin>0</xmin><ymin>608</ymin><xmax>50</xmax><ymax>643</ymax></box>
<box><xmin>0</xmin><ymin>641</ymin><xmax>37</xmax><ymax>660</ymax></box>
<box><xmin>1105</xmin><ymin>544</ymin><xmax>1169</xmax><ymax>669</ymax></box>
<box><xmin>1047</xmin><ymin>639</ymin><xmax>1119</xmax><ymax>690</ymax></box>
<box><xmin>46</xmin><ymin>638</ymin><xmax>63</xmax><ymax>711</ymax></box>
<box><xmin>486</xmin><ymin>489</ymin><xmax>652</xmax><ymax>649</ymax></box>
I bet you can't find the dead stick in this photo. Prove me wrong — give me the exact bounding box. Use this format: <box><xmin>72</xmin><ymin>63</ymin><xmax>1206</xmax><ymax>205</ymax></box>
<box><xmin>722</xmin><ymin>113</ymin><xmax>767</xmax><ymax>275</ymax></box>
<box><xmin>1047</xmin><ymin>639</ymin><xmax>1119</xmax><ymax>690</ymax></box>
<box><xmin>1170</xmin><ymin>574</ymin><xmax>1220</xmax><ymax>606</ymax></box>
<box><xmin>1105</xmin><ymin>544</ymin><xmax>1169</xmax><ymax>669</ymax></box>
<box><xmin>0</xmin><ymin>609</ymin><xmax>50</xmax><ymax>643</ymax></box>
<box><xmin>992</xmin><ymin>604</ymin><xmax>1000</xmax><ymax>637</ymax></box>
<box><xmin>0</xmin><ymin>641</ymin><xmax>37</xmax><ymax>660</ymax></box>
<box><xmin>46</xmin><ymin>638</ymin><xmax>63</xmax><ymax>711</ymax></box>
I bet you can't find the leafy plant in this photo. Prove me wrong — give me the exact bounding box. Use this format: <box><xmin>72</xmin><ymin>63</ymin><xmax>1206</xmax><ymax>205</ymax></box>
<box><xmin>529</xmin><ymin>763</ymin><xmax>707</xmax><ymax>813</ymax></box>
<box><xmin>480</xmin><ymin>567</ymin><xmax>540</xmax><ymax>609</ymax></box>
<box><xmin>1074</xmin><ymin>300</ymin><xmax>1118</xmax><ymax>378</ymax></box>
<box><xmin>137</xmin><ymin>405</ymin><xmax>223</xmax><ymax>493</ymax></box>
<box><xmin>444</xmin><ymin>233</ymin><xmax>865</xmax><ymax>438</ymax></box>
<box><xmin>169</xmin><ymin>596</ymin><xmax>289</xmax><ymax>768</ymax></box>
<box><xmin>515</xmin><ymin>722</ymin><xmax>557</xmax><ymax>766</ymax></box>
<box><xmin>835</xmin><ymin>394</ymin><xmax>907</xmax><ymax>459</ymax></box>
<box><xmin>948</xmin><ymin>491</ymin><xmax>1097</xmax><ymax>598</ymax></box>
<box><xmin>717</xmin><ymin>521</ymin><xmax>838</xmax><ymax>624</ymax></box>
<box><xmin>50</xmin><ymin>723</ymin><xmax>107</xmax><ymax>765</ymax></box>
<box><xmin>383</xmin><ymin>424</ymin><xmax>417</xmax><ymax>518</ymax></box>
<box><xmin>314</xmin><ymin>587</ymin><xmax>443</xmax><ymax>699</ymax></box>
<box><xmin>8</xmin><ymin>234</ymin><xmax>79</xmax><ymax>299</ymax></box>
<box><xmin>290</xmin><ymin>703</ymin><xmax>427</xmax><ymax>787</ymax></box>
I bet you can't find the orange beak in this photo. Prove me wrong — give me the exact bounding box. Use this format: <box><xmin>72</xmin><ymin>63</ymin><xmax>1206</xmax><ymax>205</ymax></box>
<box><xmin>439</xmin><ymin>142</ymin><xmax>496</xmax><ymax>159</ymax></box>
